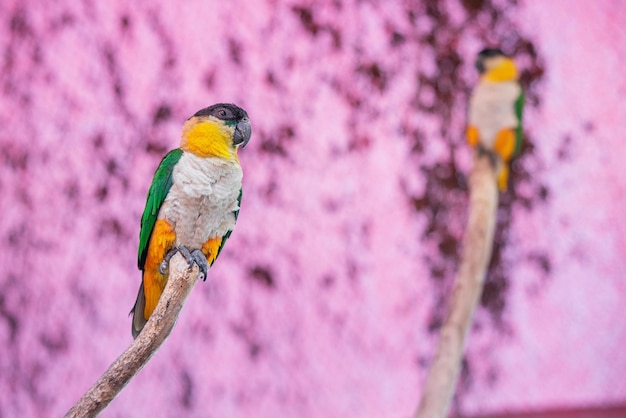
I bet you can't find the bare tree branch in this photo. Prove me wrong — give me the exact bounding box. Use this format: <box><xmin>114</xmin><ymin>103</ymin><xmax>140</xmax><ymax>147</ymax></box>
<box><xmin>416</xmin><ymin>154</ymin><xmax>499</xmax><ymax>418</ymax></box>
<box><xmin>64</xmin><ymin>253</ymin><xmax>200</xmax><ymax>418</ymax></box>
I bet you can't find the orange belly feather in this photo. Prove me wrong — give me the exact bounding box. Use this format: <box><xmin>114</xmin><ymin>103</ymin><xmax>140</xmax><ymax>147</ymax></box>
<box><xmin>142</xmin><ymin>219</ymin><xmax>176</xmax><ymax>321</ymax></box>
<box><xmin>201</xmin><ymin>236</ymin><xmax>223</xmax><ymax>266</ymax></box>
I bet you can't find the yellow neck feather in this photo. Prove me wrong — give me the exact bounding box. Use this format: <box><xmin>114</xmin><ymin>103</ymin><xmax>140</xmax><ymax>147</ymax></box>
<box><xmin>181</xmin><ymin>120</ymin><xmax>237</xmax><ymax>160</ymax></box>
<box><xmin>484</xmin><ymin>58</ymin><xmax>518</xmax><ymax>83</ymax></box>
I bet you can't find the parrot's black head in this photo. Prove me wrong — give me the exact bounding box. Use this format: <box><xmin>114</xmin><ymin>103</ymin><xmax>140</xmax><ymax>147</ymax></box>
<box><xmin>194</xmin><ymin>103</ymin><xmax>248</xmax><ymax>123</ymax></box>
<box><xmin>475</xmin><ymin>48</ymin><xmax>507</xmax><ymax>74</ymax></box>
<box><xmin>192</xmin><ymin>103</ymin><xmax>252</xmax><ymax>148</ymax></box>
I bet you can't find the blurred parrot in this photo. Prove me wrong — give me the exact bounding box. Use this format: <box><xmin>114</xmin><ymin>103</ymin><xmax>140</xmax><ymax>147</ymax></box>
<box><xmin>131</xmin><ymin>103</ymin><xmax>251</xmax><ymax>339</ymax></box>
<box><xmin>466</xmin><ymin>48</ymin><xmax>523</xmax><ymax>191</ymax></box>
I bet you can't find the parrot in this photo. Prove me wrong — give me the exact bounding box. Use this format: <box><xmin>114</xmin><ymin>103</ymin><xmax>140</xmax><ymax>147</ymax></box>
<box><xmin>131</xmin><ymin>103</ymin><xmax>251</xmax><ymax>339</ymax></box>
<box><xmin>466</xmin><ymin>48</ymin><xmax>524</xmax><ymax>191</ymax></box>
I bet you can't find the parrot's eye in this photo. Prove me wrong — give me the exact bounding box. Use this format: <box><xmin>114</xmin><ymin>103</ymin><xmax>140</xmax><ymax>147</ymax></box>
<box><xmin>215</xmin><ymin>107</ymin><xmax>233</xmax><ymax>120</ymax></box>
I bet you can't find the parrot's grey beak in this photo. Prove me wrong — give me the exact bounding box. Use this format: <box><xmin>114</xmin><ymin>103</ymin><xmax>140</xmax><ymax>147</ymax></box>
<box><xmin>233</xmin><ymin>117</ymin><xmax>251</xmax><ymax>148</ymax></box>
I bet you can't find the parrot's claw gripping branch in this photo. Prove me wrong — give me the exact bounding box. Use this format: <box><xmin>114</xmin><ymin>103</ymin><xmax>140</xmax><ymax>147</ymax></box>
<box><xmin>160</xmin><ymin>246</ymin><xmax>209</xmax><ymax>281</ymax></box>
<box><xmin>476</xmin><ymin>144</ymin><xmax>499</xmax><ymax>170</ymax></box>
<box><xmin>190</xmin><ymin>249</ymin><xmax>209</xmax><ymax>281</ymax></box>
<box><xmin>160</xmin><ymin>246</ymin><xmax>191</xmax><ymax>274</ymax></box>
<box><xmin>159</xmin><ymin>250</ymin><xmax>172</xmax><ymax>274</ymax></box>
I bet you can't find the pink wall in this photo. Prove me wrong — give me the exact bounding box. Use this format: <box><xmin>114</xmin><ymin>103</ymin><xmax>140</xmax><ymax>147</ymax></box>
<box><xmin>0</xmin><ymin>1</ymin><xmax>624</xmax><ymax>417</ymax></box>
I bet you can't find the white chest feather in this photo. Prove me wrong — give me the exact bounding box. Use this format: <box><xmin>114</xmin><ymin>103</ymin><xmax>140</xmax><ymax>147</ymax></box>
<box><xmin>469</xmin><ymin>81</ymin><xmax>521</xmax><ymax>147</ymax></box>
<box><xmin>160</xmin><ymin>152</ymin><xmax>242</xmax><ymax>248</ymax></box>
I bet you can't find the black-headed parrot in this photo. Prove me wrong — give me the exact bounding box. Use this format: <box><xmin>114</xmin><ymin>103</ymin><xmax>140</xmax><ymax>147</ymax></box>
<box><xmin>467</xmin><ymin>48</ymin><xmax>524</xmax><ymax>191</ymax></box>
<box><xmin>131</xmin><ymin>103</ymin><xmax>251</xmax><ymax>339</ymax></box>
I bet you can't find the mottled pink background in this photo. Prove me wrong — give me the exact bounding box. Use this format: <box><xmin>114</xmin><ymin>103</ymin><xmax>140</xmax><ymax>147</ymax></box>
<box><xmin>0</xmin><ymin>1</ymin><xmax>625</xmax><ymax>417</ymax></box>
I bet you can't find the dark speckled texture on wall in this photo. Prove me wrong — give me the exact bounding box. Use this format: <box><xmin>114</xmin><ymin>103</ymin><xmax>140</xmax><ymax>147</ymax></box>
<box><xmin>0</xmin><ymin>1</ymin><xmax>624</xmax><ymax>417</ymax></box>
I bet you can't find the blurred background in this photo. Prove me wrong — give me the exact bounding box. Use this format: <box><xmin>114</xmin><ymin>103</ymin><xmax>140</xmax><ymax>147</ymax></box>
<box><xmin>0</xmin><ymin>0</ymin><xmax>625</xmax><ymax>417</ymax></box>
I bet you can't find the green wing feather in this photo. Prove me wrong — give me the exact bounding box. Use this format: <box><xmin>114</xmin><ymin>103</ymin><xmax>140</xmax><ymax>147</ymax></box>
<box><xmin>514</xmin><ymin>89</ymin><xmax>524</xmax><ymax>156</ymax></box>
<box><xmin>137</xmin><ymin>148</ymin><xmax>184</xmax><ymax>270</ymax></box>
<box><xmin>213</xmin><ymin>188</ymin><xmax>242</xmax><ymax>264</ymax></box>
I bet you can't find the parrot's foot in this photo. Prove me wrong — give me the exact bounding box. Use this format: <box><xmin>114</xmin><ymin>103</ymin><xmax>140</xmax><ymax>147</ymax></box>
<box><xmin>159</xmin><ymin>247</ymin><xmax>208</xmax><ymax>280</ymax></box>
<box><xmin>190</xmin><ymin>249</ymin><xmax>209</xmax><ymax>281</ymax></box>
<box><xmin>476</xmin><ymin>144</ymin><xmax>498</xmax><ymax>168</ymax></box>
<box><xmin>160</xmin><ymin>247</ymin><xmax>179</xmax><ymax>274</ymax></box>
